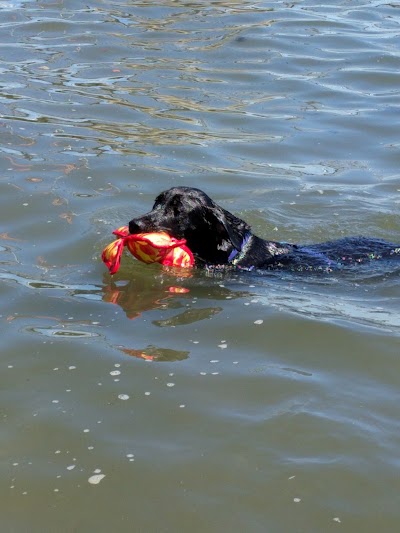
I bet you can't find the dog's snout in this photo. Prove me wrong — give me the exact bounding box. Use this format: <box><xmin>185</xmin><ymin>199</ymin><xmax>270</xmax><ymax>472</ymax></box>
<box><xmin>128</xmin><ymin>219</ymin><xmax>142</xmax><ymax>234</ymax></box>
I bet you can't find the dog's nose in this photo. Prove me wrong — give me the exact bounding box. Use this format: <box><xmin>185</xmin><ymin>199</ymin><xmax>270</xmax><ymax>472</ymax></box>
<box><xmin>128</xmin><ymin>220</ymin><xmax>142</xmax><ymax>234</ymax></box>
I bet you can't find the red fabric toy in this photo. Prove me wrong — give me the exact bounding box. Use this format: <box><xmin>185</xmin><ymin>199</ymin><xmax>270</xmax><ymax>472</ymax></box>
<box><xmin>102</xmin><ymin>226</ymin><xmax>194</xmax><ymax>275</ymax></box>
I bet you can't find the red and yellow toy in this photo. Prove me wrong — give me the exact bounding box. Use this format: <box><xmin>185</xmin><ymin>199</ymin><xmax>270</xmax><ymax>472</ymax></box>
<box><xmin>102</xmin><ymin>225</ymin><xmax>194</xmax><ymax>275</ymax></box>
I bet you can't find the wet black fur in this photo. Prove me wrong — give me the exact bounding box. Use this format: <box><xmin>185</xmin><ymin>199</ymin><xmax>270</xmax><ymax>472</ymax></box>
<box><xmin>128</xmin><ymin>186</ymin><xmax>400</xmax><ymax>271</ymax></box>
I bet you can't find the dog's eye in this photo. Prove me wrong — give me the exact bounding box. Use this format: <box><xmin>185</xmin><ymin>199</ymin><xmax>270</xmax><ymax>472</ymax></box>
<box><xmin>169</xmin><ymin>197</ymin><xmax>181</xmax><ymax>216</ymax></box>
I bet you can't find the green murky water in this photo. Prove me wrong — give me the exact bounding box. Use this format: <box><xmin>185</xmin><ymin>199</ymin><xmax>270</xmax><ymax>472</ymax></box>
<box><xmin>1</xmin><ymin>1</ymin><xmax>400</xmax><ymax>531</ymax></box>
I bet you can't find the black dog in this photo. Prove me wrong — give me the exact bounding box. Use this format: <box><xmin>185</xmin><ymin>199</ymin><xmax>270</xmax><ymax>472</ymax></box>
<box><xmin>129</xmin><ymin>186</ymin><xmax>400</xmax><ymax>272</ymax></box>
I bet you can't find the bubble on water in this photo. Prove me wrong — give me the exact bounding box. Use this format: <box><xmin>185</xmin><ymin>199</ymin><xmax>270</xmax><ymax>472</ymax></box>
<box><xmin>333</xmin><ymin>517</ymin><xmax>341</xmax><ymax>523</ymax></box>
<box><xmin>88</xmin><ymin>446</ymin><xmax>94</xmax><ymax>450</ymax></box>
<box><xmin>114</xmin><ymin>363</ymin><xmax>121</xmax><ymax>368</ymax></box>
<box><xmin>88</xmin><ymin>474</ymin><xmax>105</xmax><ymax>485</ymax></box>
<box><xmin>144</xmin><ymin>392</ymin><xmax>151</xmax><ymax>396</ymax></box>
<box><xmin>83</xmin><ymin>429</ymin><xmax>90</xmax><ymax>433</ymax></box>
<box><xmin>52</xmin><ymin>400</ymin><xmax>59</xmax><ymax>404</ymax></box>
<box><xmin>218</xmin><ymin>343</ymin><xmax>227</xmax><ymax>349</ymax></box>
<box><xmin>210</xmin><ymin>360</ymin><xmax>219</xmax><ymax>363</ymax></box>
<box><xmin>293</xmin><ymin>498</ymin><xmax>301</xmax><ymax>503</ymax></box>
<box><xmin>200</xmin><ymin>372</ymin><xmax>207</xmax><ymax>376</ymax></box>
<box><xmin>254</xmin><ymin>319</ymin><xmax>264</xmax><ymax>325</ymax></box>
<box><xmin>118</xmin><ymin>394</ymin><xmax>130</xmax><ymax>400</ymax></box>
<box><xmin>166</xmin><ymin>383</ymin><xmax>175</xmax><ymax>387</ymax></box>
<box><xmin>66</xmin><ymin>465</ymin><xmax>75</xmax><ymax>471</ymax></box>
<box><xmin>68</xmin><ymin>366</ymin><xmax>76</xmax><ymax>370</ymax></box>
<box><xmin>179</xmin><ymin>404</ymin><xmax>186</xmax><ymax>408</ymax></box>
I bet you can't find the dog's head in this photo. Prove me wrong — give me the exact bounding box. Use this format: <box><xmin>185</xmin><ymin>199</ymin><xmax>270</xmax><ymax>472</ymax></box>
<box><xmin>128</xmin><ymin>187</ymin><xmax>250</xmax><ymax>265</ymax></box>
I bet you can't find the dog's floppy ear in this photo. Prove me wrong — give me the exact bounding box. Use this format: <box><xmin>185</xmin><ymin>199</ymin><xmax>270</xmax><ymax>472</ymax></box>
<box><xmin>211</xmin><ymin>207</ymin><xmax>249</xmax><ymax>251</ymax></box>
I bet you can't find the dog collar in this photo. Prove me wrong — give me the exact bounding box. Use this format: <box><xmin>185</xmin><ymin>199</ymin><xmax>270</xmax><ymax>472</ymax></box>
<box><xmin>228</xmin><ymin>233</ymin><xmax>253</xmax><ymax>265</ymax></box>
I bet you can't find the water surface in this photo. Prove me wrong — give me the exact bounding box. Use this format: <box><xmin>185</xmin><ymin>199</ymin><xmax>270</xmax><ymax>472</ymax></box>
<box><xmin>1</xmin><ymin>1</ymin><xmax>400</xmax><ymax>532</ymax></box>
